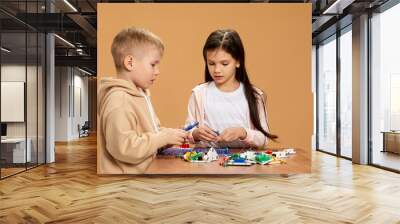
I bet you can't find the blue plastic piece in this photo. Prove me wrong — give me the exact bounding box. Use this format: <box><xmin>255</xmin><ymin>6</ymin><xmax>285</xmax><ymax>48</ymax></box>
<box><xmin>158</xmin><ymin>147</ymin><xmax>229</xmax><ymax>156</ymax></box>
<box><xmin>233</xmin><ymin>158</ymin><xmax>246</xmax><ymax>163</ymax></box>
<box><xmin>183</xmin><ymin>122</ymin><xmax>199</xmax><ymax>131</ymax></box>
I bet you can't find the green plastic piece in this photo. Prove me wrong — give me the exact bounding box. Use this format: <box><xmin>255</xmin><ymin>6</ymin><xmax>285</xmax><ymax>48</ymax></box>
<box><xmin>255</xmin><ymin>153</ymin><xmax>271</xmax><ymax>163</ymax></box>
<box><xmin>191</xmin><ymin>152</ymin><xmax>203</xmax><ymax>161</ymax></box>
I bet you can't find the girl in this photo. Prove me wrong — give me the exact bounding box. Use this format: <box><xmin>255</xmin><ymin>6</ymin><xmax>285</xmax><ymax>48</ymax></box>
<box><xmin>185</xmin><ymin>29</ymin><xmax>278</xmax><ymax>149</ymax></box>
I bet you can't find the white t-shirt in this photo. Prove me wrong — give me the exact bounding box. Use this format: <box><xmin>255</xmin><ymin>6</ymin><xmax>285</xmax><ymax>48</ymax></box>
<box><xmin>140</xmin><ymin>89</ymin><xmax>159</xmax><ymax>133</ymax></box>
<box><xmin>204</xmin><ymin>81</ymin><xmax>249</xmax><ymax>133</ymax></box>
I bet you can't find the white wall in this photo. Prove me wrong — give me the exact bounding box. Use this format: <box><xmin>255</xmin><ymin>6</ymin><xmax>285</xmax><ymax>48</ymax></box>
<box><xmin>1</xmin><ymin>65</ymin><xmax>26</xmax><ymax>141</ymax></box>
<box><xmin>1</xmin><ymin>65</ymin><xmax>39</xmax><ymax>137</ymax></box>
<box><xmin>55</xmin><ymin>66</ymin><xmax>69</xmax><ymax>141</ymax></box>
<box><xmin>72</xmin><ymin>73</ymin><xmax>89</xmax><ymax>138</ymax></box>
<box><xmin>54</xmin><ymin>67</ymin><xmax>89</xmax><ymax>141</ymax></box>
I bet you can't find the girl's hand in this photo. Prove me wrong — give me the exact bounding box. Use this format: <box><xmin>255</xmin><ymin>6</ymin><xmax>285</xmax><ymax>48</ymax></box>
<box><xmin>217</xmin><ymin>127</ymin><xmax>247</xmax><ymax>142</ymax></box>
<box><xmin>192</xmin><ymin>125</ymin><xmax>219</xmax><ymax>142</ymax></box>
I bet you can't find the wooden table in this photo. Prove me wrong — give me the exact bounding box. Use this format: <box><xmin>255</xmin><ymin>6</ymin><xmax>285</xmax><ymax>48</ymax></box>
<box><xmin>1</xmin><ymin>138</ymin><xmax>32</xmax><ymax>164</ymax></box>
<box><xmin>381</xmin><ymin>131</ymin><xmax>400</xmax><ymax>154</ymax></box>
<box><xmin>144</xmin><ymin>148</ymin><xmax>311</xmax><ymax>174</ymax></box>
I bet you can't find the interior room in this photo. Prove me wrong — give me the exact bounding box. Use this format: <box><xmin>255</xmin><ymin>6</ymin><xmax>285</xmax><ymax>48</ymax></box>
<box><xmin>0</xmin><ymin>0</ymin><xmax>399</xmax><ymax>223</ymax></box>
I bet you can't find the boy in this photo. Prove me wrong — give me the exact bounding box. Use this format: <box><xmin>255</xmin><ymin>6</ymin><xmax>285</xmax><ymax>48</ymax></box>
<box><xmin>98</xmin><ymin>27</ymin><xmax>187</xmax><ymax>174</ymax></box>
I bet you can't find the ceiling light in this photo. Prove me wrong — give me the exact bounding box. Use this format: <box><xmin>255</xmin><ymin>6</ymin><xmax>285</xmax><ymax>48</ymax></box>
<box><xmin>63</xmin><ymin>0</ymin><xmax>78</xmax><ymax>12</ymax></box>
<box><xmin>54</xmin><ymin>34</ymin><xmax>75</xmax><ymax>48</ymax></box>
<box><xmin>322</xmin><ymin>0</ymin><xmax>355</xmax><ymax>15</ymax></box>
<box><xmin>1</xmin><ymin>47</ymin><xmax>11</xmax><ymax>53</ymax></box>
<box><xmin>77</xmin><ymin>67</ymin><xmax>93</xmax><ymax>76</ymax></box>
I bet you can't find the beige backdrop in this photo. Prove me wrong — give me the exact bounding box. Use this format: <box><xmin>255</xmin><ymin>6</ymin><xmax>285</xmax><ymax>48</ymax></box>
<box><xmin>98</xmin><ymin>3</ymin><xmax>312</xmax><ymax>155</ymax></box>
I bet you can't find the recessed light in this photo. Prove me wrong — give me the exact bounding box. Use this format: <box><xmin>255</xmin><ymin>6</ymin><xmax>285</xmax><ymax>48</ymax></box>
<box><xmin>1</xmin><ymin>47</ymin><xmax>11</xmax><ymax>53</ymax></box>
<box><xmin>63</xmin><ymin>0</ymin><xmax>78</xmax><ymax>12</ymax></box>
<box><xmin>54</xmin><ymin>34</ymin><xmax>75</xmax><ymax>48</ymax></box>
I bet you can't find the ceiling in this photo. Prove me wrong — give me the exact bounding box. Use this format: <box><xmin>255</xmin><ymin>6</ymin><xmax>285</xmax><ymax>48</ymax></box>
<box><xmin>0</xmin><ymin>0</ymin><xmax>391</xmax><ymax>75</ymax></box>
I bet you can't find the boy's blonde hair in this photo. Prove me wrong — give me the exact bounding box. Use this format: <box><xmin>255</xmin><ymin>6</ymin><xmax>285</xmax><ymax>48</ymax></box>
<box><xmin>111</xmin><ymin>27</ymin><xmax>164</xmax><ymax>72</ymax></box>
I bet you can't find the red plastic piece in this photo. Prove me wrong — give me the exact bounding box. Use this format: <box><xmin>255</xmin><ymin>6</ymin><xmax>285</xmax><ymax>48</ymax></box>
<box><xmin>180</xmin><ymin>143</ymin><xmax>190</xmax><ymax>148</ymax></box>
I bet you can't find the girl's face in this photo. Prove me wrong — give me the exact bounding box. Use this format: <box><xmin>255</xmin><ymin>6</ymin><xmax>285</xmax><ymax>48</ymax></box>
<box><xmin>206</xmin><ymin>49</ymin><xmax>240</xmax><ymax>86</ymax></box>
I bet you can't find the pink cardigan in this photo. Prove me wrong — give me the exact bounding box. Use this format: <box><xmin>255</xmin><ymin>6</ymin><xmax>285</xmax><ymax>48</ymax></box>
<box><xmin>185</xmin><ymin>82</ymin><xmax>271</xmax><ymax>149</ymax></box>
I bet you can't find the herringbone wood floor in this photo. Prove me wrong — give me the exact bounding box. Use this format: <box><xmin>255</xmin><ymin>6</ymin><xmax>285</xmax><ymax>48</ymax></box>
<box><xmin>1</xmin><ymin>135</ymin><xmax>400</xmax><ymax>223</ymax></box>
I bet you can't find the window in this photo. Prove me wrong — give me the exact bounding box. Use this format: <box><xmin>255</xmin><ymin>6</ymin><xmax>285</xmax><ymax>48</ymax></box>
<box><xmin>339</xmin><ymin>28</ymin><xmax>352</xmax><ymax>158</ymax></box>
<box><xmin>317</xmin><ymin>35</ymin><xmax>337</xmax><ymax>154</ymax></box>
<box><xmin>371</xmin><ymin>2</ymin><xmax>400</xmax><ymax>171</ymax></box>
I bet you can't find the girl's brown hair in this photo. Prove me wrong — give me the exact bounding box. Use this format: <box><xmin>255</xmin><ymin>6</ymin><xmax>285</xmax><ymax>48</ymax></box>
<box><xmin>203</xmin><ymin>29</ymin><xmax>278</xmax><ymax>140</ymax></box>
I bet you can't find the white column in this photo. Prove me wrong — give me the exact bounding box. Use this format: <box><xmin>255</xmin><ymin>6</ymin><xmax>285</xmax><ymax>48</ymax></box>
<box><xmin>46</xmin><ymin>33</ymin><xmax>55</xmax><ymax>163</ymax></box>
<box><xmin>352</xmin><ymin>14</ymin><xmax>369</xmax><ymax>164</ymax></box>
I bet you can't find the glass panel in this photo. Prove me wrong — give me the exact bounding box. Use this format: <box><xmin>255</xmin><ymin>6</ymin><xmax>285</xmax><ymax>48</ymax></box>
<box><xmin>318</xmin><ymin>36</ymin><xmax>337</xmax><ymax>154</ymax></box>
<box><xmin>340</xmin><ymin>28</ymin><xmax>352</xmax><ymax>158</ymax></box>
<box><xmin>27</xmin><ymin>31</ymin><xmax>38</xmax><ymax>169</ymax></box>
<box><xmin>1</xmin><ymin>30</ymin><xmax>27</xmax><ymax>177</ymax></box>
<box><xmin>0</xmin><ymin>1</ymin><xmax>46</xmax><ymax>178</ymax></box>
<box><xmin>371</xmin><ymin>3</ymin><xmax>400</xmax><ymax>171</ymax></box>
<box><xmin>312</xmin><ymin>46</ymin><xmax>317</xmax><ymax>151</ymax></box>
<box><xmin>38</xmin><ymin>32</ymin><xmax>45</xmax><ymax>165</ymax></box>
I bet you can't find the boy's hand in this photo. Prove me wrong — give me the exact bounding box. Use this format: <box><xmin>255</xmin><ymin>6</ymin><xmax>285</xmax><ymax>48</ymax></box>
<box><xmin>161</xmin><ymin>128</ymin><xmax>188</xmax><ymax>145</ymax></box>
<box><xmin>192</xmin><ymin>125</ymin><xmax>218</xmax><ymax>142</ymax></box>
<box><xmin>217</xmin><ymin>127</ymin><xmax>247</xmax><ymax>142</ymax></box>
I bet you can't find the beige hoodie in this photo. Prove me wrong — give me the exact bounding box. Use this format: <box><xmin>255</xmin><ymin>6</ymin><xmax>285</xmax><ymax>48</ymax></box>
<box><xmin>97</xmin><ymin>77</ymin><xmax>168</xmax><ymax>174</ymax></box>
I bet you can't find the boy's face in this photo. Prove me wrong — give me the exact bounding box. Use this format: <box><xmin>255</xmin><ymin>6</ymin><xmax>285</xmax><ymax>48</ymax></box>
<box><xmin>206</xmin><ymin>49</ymin><xmax>239</xmax><ymax>86</ymax></box>
<box><xmin>126</xmin><ymin>44</ymin><xmax>162</xmax><ymax>89</ymax></box>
